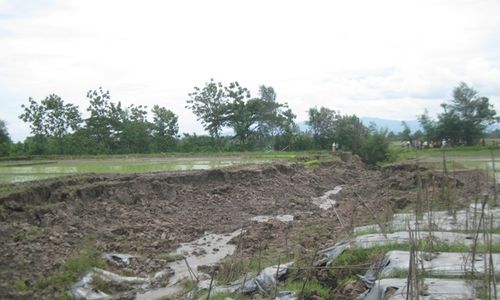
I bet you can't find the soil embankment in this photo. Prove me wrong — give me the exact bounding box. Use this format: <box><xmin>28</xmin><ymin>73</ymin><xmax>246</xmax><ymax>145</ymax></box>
<box><xmin>0</xmin><ymin>157</ymin><xmax>488</xmax><ymax>299</ymax></box>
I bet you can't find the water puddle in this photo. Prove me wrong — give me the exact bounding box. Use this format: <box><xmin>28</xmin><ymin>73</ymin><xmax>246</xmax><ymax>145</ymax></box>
<box><xmin>136</xmin><ymin>229</ymin><xmax>242</xmax><ymax>300</ymax></box>
<box><xmin>250</xmin><ymin>215</ymin><xmax>294</xmax><ymax>223</ymax></box>
<box><xmin>311</xmin><ymin>186</ymin><xmax>342</xmax><ymax>210</ymax></box>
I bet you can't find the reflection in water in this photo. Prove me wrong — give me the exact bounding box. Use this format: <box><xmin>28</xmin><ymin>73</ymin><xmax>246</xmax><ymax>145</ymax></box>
<box><xmin>0</xmin><ymin>159</ymin><xmax>263</xmax><ymax>183</ymax></box>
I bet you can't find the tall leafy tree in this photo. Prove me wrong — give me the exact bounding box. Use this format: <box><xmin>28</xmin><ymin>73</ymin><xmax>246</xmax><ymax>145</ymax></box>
<box><xmin>254</xmin><ymin>85</ymin><xmax>297</xmax><ymax>149</ymax></box>
<box><xmin>307</xmin><ymin>107</ymin><xmax>337</xmax><ymax>148</ymax></box>
<box><xmin>186</xmin><ymin>79</ymin><xmax>228</xmax><ymax>140</ymax></box>
<box><xmin>223</xmin><ymin>83</ymin><xmax>296</xmax><ymax>149</ymax></box>
<box><xmin>19</xmin><ymin>94</ymin><xmax>82</xmax><ymax>153</ymax></box>
<box><xmin>435</xmin><ymin>106</ymin><xmax>463</xmax><ymax>143</ymax></box>
<box><xmin>257</xmin><ymin>85</ymin><xmax>279</xmax><ymax>136</ymax></box>
<box><xmin>120</xmin><ymin>104</ymin><xmax>151</xmax><ymax>153</ymax></box>
<box><xmin>401</xmin><ymin>121</ymin><xmax>412</xmax><ymax>142</ymax></box>
<box><xmin>0</xmin><ymin>119</ymin><xmax>11</xmax><ymax>156</ymax></box>
<box><xmin>151</xmin><ymin>105</ymin><xmax>178</xmax><ymax>152</ymax></box>
<box><xmin>20</xmin><ymin>94</ymin><xmax>82</xmax><ymax>138</ymax></box>
<box><xmin>273</xmin><ymin>107</ymin><xmax>297</xmax><ymax>150</ymax></box>
<box><xmin>417</xmin><ymin>109</ymin><xmax>438</xmax><ymax>141</ymax></box>
<box><xmin>85</xmin><ymin>87</ymin><xmax>125</xmax><ymax>153</ymax></box>
<box><xmin>442</xmin><ymin>82</ymin><xmax>498</xmax><ymax>145</ymax></box>
<box><xmin>333</xmin><ymin>114</ymin><xmax>367</xmax><ymax>151</ymax></box>
<box><xmin>418</xmin><ymin>83</ymin><xmax>498</xmax><ymax>145</ymax></box>
<box><xmin>224</xmin><ymin>82</ymin><xmax>257</xmax><ymax>147</ymax></box>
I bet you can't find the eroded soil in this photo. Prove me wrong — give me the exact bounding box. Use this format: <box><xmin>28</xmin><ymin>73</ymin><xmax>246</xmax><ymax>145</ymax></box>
<box><xmin>0</xmin><ymin>156</ymin><xmax>490</xmax><ymax>299</ymax></box>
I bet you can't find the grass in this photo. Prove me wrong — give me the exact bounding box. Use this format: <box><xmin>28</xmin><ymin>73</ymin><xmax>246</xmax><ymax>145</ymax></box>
<box><xmin>180</xmin><ymin>278</ymin><xmax>197</xmax><ymax>293</ymax></box>
<box><xmin>330</xmin><ymin>241</ymin><xmax>500</xmax><ymax>275</ymax></box>
<box><xmin>392</xmin><ymin>145</ymin><xmax>500</xmax><ymax>170</ymax></box>
<box><xmin>352</xmin><ymin>227</ymin><xmax>380</xmax><ymax>237</ymax></box>
<box><xmin>155</xmin><ymin>253</ymin><xmax>184</xmax><ymax>262</ymax></box>
<box><xmin>0</xmin><ymin>181</ymin><xmax>33</xmax><ymax>196</ymax></box>
<box><xmin>215</xmin><ymin>246</ymin><xmax>283</xmax><ymax>284</ymax></box>
<box><xmin>280</xmin><ymin>279</ymin><xmax>332</xmax><ymax>299</ymax></box>
<box><xmin>195</xmin><ymin>290</ymin><xmax>251</xmax><ymax>300</ymax></box>
<box><xmin>35</xmin><ymin>238</ymin><xmax>106</xmax><ymax>292</ymax></box>
<box><xmin>14</xmin><ymin>279</ymin><xmax>30</xmax><ymax>293</ymax></box>
<box><xmin>302</xmin><ymin>159</ymin><xmax>319</xmax><ymax>168</ymax></box>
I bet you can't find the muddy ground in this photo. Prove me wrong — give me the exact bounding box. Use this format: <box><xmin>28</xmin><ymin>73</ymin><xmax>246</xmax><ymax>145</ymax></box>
<box><xmin>0</xmin><ymin>156</ymin><xmax>490</xmax><ymax>299</ymax></box>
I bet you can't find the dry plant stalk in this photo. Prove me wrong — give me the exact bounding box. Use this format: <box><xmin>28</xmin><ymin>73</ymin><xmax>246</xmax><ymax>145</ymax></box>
<box><xmin>492</xmin><ymin>151</ymin><xmax>498</xmax><ymax>206</ymax></box>
<box><xmin>425</xmin><ymin>181</ymin><xmax>435</xmax><ymax>255</ymax></box>
<box><xmin>300</xmin><ymin>247</ymin><xmax>319</xmax><ymax>297</ymax></box>
<box><xmin>489</xmin><ymin>214</ymin><xmax>498</xmax><ymax>299</ymax></box>
<box><xmin>206</xmin><ymin>267</ymin><xmax>216</xmax><ymax>300</ymax></box>
<box><xmin>354</xmin><ymin>191</ymin><xmax>387</xmax><ymax>238</ymax></box>
<box><xmin>406</xmin><ymin>222</ymin><xmax>420</xmax><ymax>300</ymax></box>
<box><xmin>415</xmin><ymin>159</ymin><xmax>423</xmax><ymax>219</ymax></box>
<box><xmin>273</xmin><ymin>254</ymin><xmax>281</xmax><ymax>299</ymax></box>
<box><xmin>184</xmin><ymin>257</ymin><xmax>199</xmax><ymax>282</ymax></box>
<box><xmin>470</xmin><ymin>195</ymin><xmax>488</xmax><ymax>277</ymax></box>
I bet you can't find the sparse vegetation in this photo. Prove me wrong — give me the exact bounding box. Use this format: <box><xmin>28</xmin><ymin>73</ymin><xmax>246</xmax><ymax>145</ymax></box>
<box><xmin>281</xmin><ymin>279</ymin><xmax>332</xmax><ymax>299</ymax></box>
<box><xmin>14</xmin><ymin>279</ymin><xmax>29</xmax><ymax>293</ymax></box>
<box><xmin>35</xmin><ymin>239</ymin><xmax>105</xmax><ymax>292</ymax></box>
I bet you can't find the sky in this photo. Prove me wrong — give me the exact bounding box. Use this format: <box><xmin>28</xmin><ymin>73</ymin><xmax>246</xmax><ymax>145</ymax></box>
<box><xmin>1</xmin><ymin>0</ymin><xmax>500</xmax><ymax>142</ymax></box>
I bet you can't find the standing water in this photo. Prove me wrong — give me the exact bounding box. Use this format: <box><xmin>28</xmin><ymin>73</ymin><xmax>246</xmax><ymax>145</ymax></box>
<box><xmin>136</xmin><ymin>229</ymin><xmax>242</xmax><ymax>300</ymax></box>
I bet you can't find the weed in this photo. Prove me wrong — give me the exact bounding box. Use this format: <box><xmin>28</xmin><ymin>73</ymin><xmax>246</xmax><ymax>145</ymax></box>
<box><xmin>0</xmin><ymin>183</ymin><xmax>31</xmax><ymax>196</ymax></box>
<box><xmin>300</xmin><ymin>223</ymin><xmax>330</xmax><ymax>236</ymax></box>
<box><xmin>12</xmin><ymin>230</ymin><xmax>25</xmax><ymax>242</ymax></box>
<box><xmin>180</xmin><ymin>278</ymin><xmax>197</xmax><ymax>293</ymax></box>
<box><xmin>156</xmin><ymin>253</ymin><xmax>184</xmax><ymax>262</ymax></box>
<box><xmin>36</xmin><ymin>238</ymin><xmax>106</xmax><ymax>292</ymax></box>
<box><xmin>29</xmin><ymin>226</ymin><xmax>41</xmax><ymax>236</ymax></box>
<box><xmin>335</xmin><ymin>274</ymin><xmax>357</xmax><ymax>287</ymax></box>
<box><xmin>196</xmin><ymin>290</ymin><xmax>251</xmax><ymax>300</ymax></box>
<box><xmin>215</xmin><ymin>255</ymin><xmax>278</xmax><ymax>284</ymax></box>
<box><xmin>58</xmin><ymin>291</ymin><xmax>73</xmax><ymax>300</ymax></box>
<box><xmin>281</xmin><ymin>279</ymin><xmax>332</xmax><ymax>299</ymax></box>
<box><xmin>303</xmin><ymin>160</ymin><xmax>319</xmax><ymax>168</ymax></box>
<box><xmin>352</xmin><ymin>227</ymin><xmax>380</xmax><ymax>237</ymax></box>
<box><xmin>91</xmin><ymin>275</ymin><xmax>109</xmax><ymax>293</ymax></box>
<box><xmin>382</xmin><ymin>267</ymin><xmax>409</xmax><ymax>278</ymax></box>
<box><xmin>14</xmin><ymin>279</ymin><xmax>30</xmax><ymax>292</ymax></box>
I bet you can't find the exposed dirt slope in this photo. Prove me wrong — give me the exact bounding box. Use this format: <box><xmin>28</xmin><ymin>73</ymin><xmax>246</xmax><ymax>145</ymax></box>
<box><xmin>0</xmin><ymin>157</ymin><xmax>489</xmax><ymax>299</ymax></box>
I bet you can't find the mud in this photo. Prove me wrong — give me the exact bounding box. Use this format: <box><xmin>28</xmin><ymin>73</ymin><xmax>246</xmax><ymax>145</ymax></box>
<box><xmin>0</xmin><ymin>158</ymin><xmax>491</xmax><ymax>299</ymax></box>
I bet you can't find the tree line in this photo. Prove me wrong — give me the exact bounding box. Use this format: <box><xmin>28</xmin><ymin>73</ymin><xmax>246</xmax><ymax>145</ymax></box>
<box><xmin>0</xmin><ymin>81</ymin><xmax>497</xmax><ymax>163</ymax></box>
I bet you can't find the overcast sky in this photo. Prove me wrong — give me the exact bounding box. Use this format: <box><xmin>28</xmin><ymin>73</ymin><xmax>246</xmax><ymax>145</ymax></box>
<box><xmin>1</xmin><ymin>0</ymin><xmax>500</xmax><ymax>141</ymax></box>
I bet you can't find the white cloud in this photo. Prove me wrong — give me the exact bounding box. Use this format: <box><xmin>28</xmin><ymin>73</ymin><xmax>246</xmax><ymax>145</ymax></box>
<box><xmin>1</xmin><ymin>0</ymin><xmax>500</xmax><ymax>141</ymax></box>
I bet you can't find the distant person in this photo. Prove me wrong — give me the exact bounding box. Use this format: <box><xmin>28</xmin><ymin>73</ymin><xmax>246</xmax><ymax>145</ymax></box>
<box><xmin>332</xmin><ymin>142</ymin><xmax>337</xmax><ymax>152</ymax></box>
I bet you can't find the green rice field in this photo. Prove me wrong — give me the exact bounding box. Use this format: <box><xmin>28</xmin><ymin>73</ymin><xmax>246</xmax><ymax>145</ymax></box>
<box><xmin>0</xmin><ymin>156</ymin><xmax>271</xmax><ymax>183</ymax></box>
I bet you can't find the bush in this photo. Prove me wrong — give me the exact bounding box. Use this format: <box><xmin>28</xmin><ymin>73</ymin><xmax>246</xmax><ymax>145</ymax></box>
<box><xmin>355</xmin><ymin>129</ymin><xmax>390</xmax><ymax>165</ymax></box>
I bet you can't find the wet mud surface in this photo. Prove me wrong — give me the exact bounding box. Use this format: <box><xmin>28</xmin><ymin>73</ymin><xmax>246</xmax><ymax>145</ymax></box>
<box><xmin>0</xmin><ymin>157</ymin><xmax>490</xmax><ymax>299</ymax></box>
